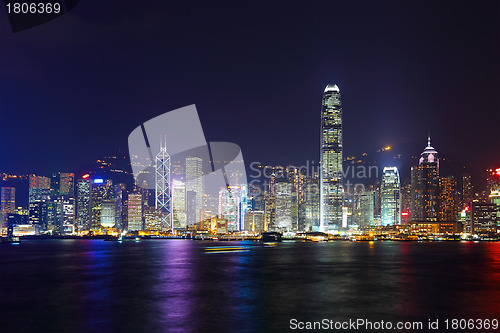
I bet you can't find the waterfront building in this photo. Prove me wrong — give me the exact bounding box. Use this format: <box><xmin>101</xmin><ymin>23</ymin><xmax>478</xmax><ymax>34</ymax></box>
<box><xmin>357</xmin><ymin>190</ymin><xmax>374</xmax><ymax>227</ymax></box>
<box><xmin>304</xmin><ymin>176</ymin><xmax>320</xmax><ymax>231</ymax></box>
<box><xmin>144</xmin><ymin>206</ymin><xmax>163</xmax><ymax>232</ymax></box>
<box><xmin>155</xmin><ymin>138</ymin><xmax>172</xmax><ymax>230</ymax></box>
<box><xmin>186</xmin><ymin>157</ymin><xmax>203</xmax><ymax>224</ymax></box>
<box><xmin>172</xmin><ymin>179</ymin><xmax>186</xmax><ymax>229</ymax></box>
<box><xmin>127</xmin><ymin>193</ymin><xmax>143</xmax><ymax>231</ymax></box>
<box><xmin>472</xmin><ymin>201</ymin><xmax>499</xmax><ymax>233</ymax></box>
<box><xmin>90</xmin><ymin>179</ymin><xmax>112</xmax><ymax>230</ymax></box>
<box><xmin>60</xmin><ymin>173</ymin><xmax>75</xmax><ymax>196</ymax></box>
<box><xmin>76</xmin><ymin>177</ymin><xmax>91</xmax><ymax>231</ymax></box>
<box><xmin>381</xmin><ymin>167</ymin><xmax>400</xmax><ymax>226</ymax></box>
<box><xmin>320</xmin><ymin>84</ymin><xmax>343</xmax><ymax>232</ymax></box>
<box><xmin>218</xmin><ymin>187</ymin><xmax>239</xmax><ymax>231</ymax></box>
<box><xmin>275</xmin><ymin>181</ymin><xmax>293</xmax><ymax>231</ymax></box>
<box><xmin>244</xmin><ymin>210</ymin><xmax>265</xmax><ymax>232</ymax></box>
<box><xmin>411</xmin><ymin>136</ymin><xmax>439</xmax><ymax>222</ymax></box>
<box><xmin>438</xmin><ymin>176</ymin><xmax>457</xmax><ymax>222</ymax></box>
<box><xmin>100</xmin><ymin>199</ymin><xmax>116</xmax><ymax>228</ymax></box>
<box><xmin>400</xmin><ymin>179</ymin><xmax>412</xmax><ymax>224</ymax></box>
<box><xmin>1</xmin><ymin>187</ymin><xmax>15</xmax><ymax>231</ymax></box>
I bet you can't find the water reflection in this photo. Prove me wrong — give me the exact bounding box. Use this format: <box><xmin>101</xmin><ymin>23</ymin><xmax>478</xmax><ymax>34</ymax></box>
<box><xmin>0</xmin><ymin>240</ymin><xmax>499</xmax><ymax>333</ymax></box>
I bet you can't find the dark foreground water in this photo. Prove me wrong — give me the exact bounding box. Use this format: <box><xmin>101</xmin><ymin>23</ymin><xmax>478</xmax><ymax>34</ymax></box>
<box><xmin>0</xmin><ymin>240</ymin><xmax>499</xmax><ymax>333</ymax></box>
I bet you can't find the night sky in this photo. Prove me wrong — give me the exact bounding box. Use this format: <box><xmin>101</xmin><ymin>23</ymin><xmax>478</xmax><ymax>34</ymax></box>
<box><xmin>0</xmin><ymin>1</ymin><xmax>498</xmax><ymax>185</ymax></box>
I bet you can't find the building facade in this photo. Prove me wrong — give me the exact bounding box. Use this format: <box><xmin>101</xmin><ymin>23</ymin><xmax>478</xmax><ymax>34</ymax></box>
<box><xmin>320</xmin><ymin>84</ymin><xmax>343</xmax><ymax>232</ymax></box>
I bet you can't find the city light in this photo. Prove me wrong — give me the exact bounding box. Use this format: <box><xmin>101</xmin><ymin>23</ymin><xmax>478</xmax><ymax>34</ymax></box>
<box><xmin>82</xmin><ymin>174</ymin><xmax>90</xmax><ymax>179</ymax></box>
<box><xmin>93</xmin><ymin>178</ymin><xmax>104</xmax><ymax>184</ymax></box>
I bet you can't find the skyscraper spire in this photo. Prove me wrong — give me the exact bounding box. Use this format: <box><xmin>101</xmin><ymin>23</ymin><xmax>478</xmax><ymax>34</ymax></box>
<box><xmin>427</xmin><ymin>133</ymin><xmax>431</xmax><ymax>148</ymax></box>
<box><xmin>156</xmin><ymin>135</ymin><xmax>172</xmax><ymax>231</ymax></box>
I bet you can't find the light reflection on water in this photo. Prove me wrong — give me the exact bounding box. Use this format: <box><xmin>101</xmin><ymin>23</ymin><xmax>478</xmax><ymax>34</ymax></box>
<box><xmin>0</xmin><ymin>240</ymin><xmax>499</xmax><ymax>333</ymax></box>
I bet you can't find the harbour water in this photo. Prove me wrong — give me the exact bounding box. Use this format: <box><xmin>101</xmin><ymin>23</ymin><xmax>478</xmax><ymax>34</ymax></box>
<box><xmin>0</xmin><ymin>240</ymin><xmax>499</xmax><ymax>332</ymax></box>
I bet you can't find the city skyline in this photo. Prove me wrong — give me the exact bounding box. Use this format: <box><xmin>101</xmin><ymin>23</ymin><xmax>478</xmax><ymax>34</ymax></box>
<box><xmin>0</xmin><ymin>1</ymin><xmax>498</xmax><ymax>181</ymax></box>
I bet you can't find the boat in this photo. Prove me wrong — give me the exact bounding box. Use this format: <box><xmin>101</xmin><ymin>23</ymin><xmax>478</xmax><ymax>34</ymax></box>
<box><xmin>260</xmin><ymin>232</ymin><xmax>282</xmax><ymax>242</ymax></box>
<box><xmin>0</xmin><ymin>236</ymin><xmax>20</xmax><ymax>244</ymax></box>
<box><xmin>117</xmin><ymin>235</ymin><xmax>141</xmax><ymax>242</ymax></box>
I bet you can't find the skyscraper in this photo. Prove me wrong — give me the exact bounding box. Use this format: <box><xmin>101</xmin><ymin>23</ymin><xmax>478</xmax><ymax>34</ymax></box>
<box><xmin>218</xmin><ymin>187</ymin><xmax>239</xmax><ymax>231</ymax></box>
<box><xmin>1</xmin><ymin>187</ymin><xmax>15</xmax><ymax>231</ymax></box>
<box><xmin>438</xmin><ymin>176</ymin><xmax>457</xmax><ymax>222</ymax></box>
<box><xmin>172</xmin><ymin>180</ymin><xmax>186</xmax><ymax>229</ymax></box>
<box><xmin>320</xmin><ymin>84</ymin><xmax>343</xmax><ymax>232</ymax></box>
<box><xmin>357</xmin><ymin>190</ymin><xmax>375</xmax><ymax>227</ymax></box>
<box><xmin>90</xmin><ymin>179</ymin><xmax>111</xmax><ymax>230</ymax></box>
<box><xmin>101</xmin><ymin>200</ymin><xmax>116</xmax><ymax>228</ymax></box>
<box><xmin>128</xmin><ymin>193</ymin><xmax>143</xmax><ymax>231</ymax></box>
<box><xmin>411</xmin><ymin>136</ymin><xmax>439</xmax><ymax>222</ymax></box>
<box><xmin>381</xmin><ymin>167</ymin><xmax>401</xmax><ymax>226</ymax></box>
<box><xmin>275</xmin><ymin>181</ymin><xmax>293</xmax><ymax>231</ymax></box>
<box><xmin>186</xmin><ymin>157</ymin><xmax>203</xmax><ymax>225</ymax></box>
<box><xmin>76</xmin><ymin>177</ymin><xmax>91</xmax><ymax>231</ymax></box>
<box><xmin>60</xmin><ymin>173</ymin><xmax>75</xmax><ymax>196</ymax></box>
<box><xmin>155</xmin><ymin>138</ymin><xmax>172</xmax><ymax>231</ymax></box>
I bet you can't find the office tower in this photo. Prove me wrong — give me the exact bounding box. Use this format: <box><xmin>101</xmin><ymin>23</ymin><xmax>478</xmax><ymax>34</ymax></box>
<box><xmin>1</xmin><ymin>187</ymin><xmax>15</xmax><ymax>231</ymax></box>
<box><xmin>90</xmin><ymin>179</ymin><xmax>111</xmax><ymax>230</ymax></box>
<box><xmin>357</xmin><ymin>190</ymin><xmax>374</xmax><ymax>227</ymax></box>
<box><xmin>240</xmin><ymin>184</ymin><xmax>248</xmax><ymax>231</ymax></box>
<box><xmin>457</xmin><ymin>174</ymin><xmax>473</xmax><ymax>211</ymax></box>
<box><xmin>60</xmin><ymin>196</ymin><xmax>75</xmax><ymax>228</ymax></box>
<box><xmin>381</xmin><ymin>167</ymin><xmax>401</xmax><ymax>226</ymax></box>
<box><xmin>101</xmin><ymin>200</ymin><xmax>116</xmax><ymax>228</ymax></box>
<box><xmin>144</xmin><ymin>206</ymin><xmax>163</xmax><ymax>231</ymax></box>
<box><xmin>218</xmin><ymin>187</ymin><xmax>239</xmax><ymax>231</ymax></box>
<box><xmin>29</xmin><ymin>175</ymin><xmax>50</xmax><ymax>190</ymax></box>
<box><xmin>489</xmin><ymin>191</ymin><xmax>500</xmax><ymax>222</ymax></box>
<box><xmin>244</xmin><ymin>210</ymin><xmax>265</xmax><ymax>232</ymax></box>
<box><xmin>373</xmin><ymin>179</ymin><xmax>381</xmax><ymax>224</ymax></box>
<box><xmin>172</xmin><ymin>180</ymin><xmax>186</xmax><ymax>229</ymax></box>
<box><xmin>155</xmin><ymin>138</ymin><xmax>171</xmax><ymax>230</ymax></box>
<box><xmin>275</xmin><ymin>181</ymin><xmax>293</xmax><ymax>231</ymax></box>
<box><xmin>304</xmin><ymin>176</ymin><xmax>320</xmax><ymax>231</ymax></box>
<box><xmin>438</xmin><ymin>176</ymin><xmax>457</xmax><ymax>222</ymax></box>
<box><xmin>29</xmin><ymin>175</ymin><xmax>51</xmax><ymax>203</ymax></box>
<box><xmin>60</xmin><ymin>173</ymin><xmax>75</xmax><ymax>196</ymax></box>
<box><xmin>400</xmin><ymin>179</ymin><xmax>412</xmax><ymax>224</ymax></box>
<box><xmin>76</xmin><ymin>177</ymin><xmax>91</xmax><ymax>231</ymax></box>
<box><xmin>127</xmin><ymin>193</ymin><xmax>143</xmax><ymax>231</ymax></box>
<box><xmin>411</xmin><ymin>136</ymin><xmax>439</xmax><ymax>222</ymax></box>
<box><xmin>185</xmin><ymin>191</ymin><xmax>197</xmax><ymax>227</ymax></box>
<box><xmin>264</xmin><ymin>172</ymin><xmax>276</xmax><ymax>231</ymax></box>
<box><xmin>320</xmin><ymin>84</ymin><xmax>343</xmax><ymax>232</ymax></box>
<box><xmin>113</xmin><ymin>184</ymin><xmax>124</xmax><ymax>230</ymax></box>
<box><xmin>186</xmin><ymin>157</ymin><xmax>203</xmax><ymax>224</ymax></box>
<box><xmin>472</xmin><ymin>201</ymin><xmax>498</xmax><ymax>233</ymax></box>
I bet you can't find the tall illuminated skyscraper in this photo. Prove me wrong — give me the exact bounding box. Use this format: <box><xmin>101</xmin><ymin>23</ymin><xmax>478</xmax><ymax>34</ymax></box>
<box><xmin>1</xmin><ymin>187</ymin><xmax>15</xmax><ymax>230</ymax></box>
<box><xmin>155</xmin><ymin>138</ymin><xmax>171</xmax><ymax>231</ymax></box>
<box><xmin>60</xmin><ymin>173</ymin><xmax>75</xmax><ymax>196</ymax></box>
<box><xmin>128</xmin><ymin>193</ymin><xmax>143</xmax><ymax>231</ymax></box>
<box><xmin>172</xmin><ymin>180</ymin><xmax>186</xmax><ymax>229</ymax></box>
<box><xmin>76</xmin><ymin>177</ymin><xmax>91</xmax><ymax>231</ymax></box>
<box><xmin>186</xmin><ymin>157</ymin><xmax>203</xmax><ymax>224</ymax></box>
<box><xmin>411</xmin><ymin>136</ymin><xmax>439</xmax><ymax>222</ymax></box>
<box><xmin>381</xmin><ymin>167</ymin><xmax>401</xmax><ymax>226</ymax></box>
<box><xmin>320</xmin><ymin>84</ymin><xmax>343</xmax><ymax>232</ymax></box>
<box><xmin>275</xmin><ymin>181</ymin><xmax>293</xmax><ymax>231</ymax></box>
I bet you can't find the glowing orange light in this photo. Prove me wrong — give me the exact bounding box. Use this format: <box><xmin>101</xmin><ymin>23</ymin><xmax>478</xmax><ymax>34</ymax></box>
<box><xmin>465</xmin><ymin>206</ymin><xmax>469</xmax><ymax>211</ymax></box>
<box><xmin>384</xmin><ymin>146</ymin><xmax>391</xmax><ymax>151</ymax></box>
<box><xmin>82</xmin><ymin>174</ymin><xmax>90</xmax><ymax>179</ymax></box>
